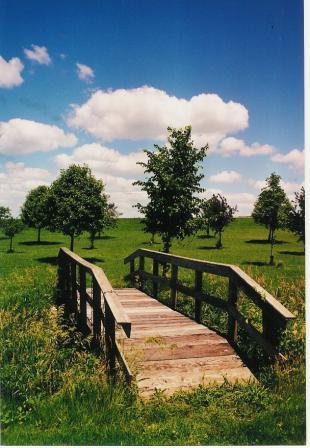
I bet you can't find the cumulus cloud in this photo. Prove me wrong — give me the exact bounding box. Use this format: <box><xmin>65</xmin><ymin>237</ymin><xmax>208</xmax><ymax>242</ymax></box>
<box><xmin>0</xmin><ymin>118</ymin><xmax>77</xmax><ymax>155</ymax></box>
<box><xmin>209</xmin><ymin>170</ymin><xmax>242</xmax><ymax>183</ymax></box>
<box><xmin>215</xmin><ymin>137</ymin><xmax>274</xmax><ymax>157</ymax></box>
<box><xmin>67</xmin><ymin>86</ymin><xmax>248</xmax><ymax>145</ymax></box>
<box><xmin>76</xmin><ymin>63</ymin><xmax>94</xmax><ymax>82</ymax></box>
<box><xmin>0</xmin><ymin>56</ymin><xmax>24</xmax><ymax>88</ymax></box>
<box><xmin>55</xmin><ymin>143</ymin><xmax>146</xmax><ymax>177</ymax></box>
<box><xmin>24</xmin><ymin>45</ymin><xmax>51</xmax><ymax>65</ymax></box>
<box><xmin>271</xmin><ymin>148</ymin><xmax>304</xmax><ymax>172</ymax></box>
<box><xmin>248</xmin><ymin>177</ymin><xmax>303</xmax><ymax>195</ymax></box>
<box><xmin>0</xmin><ymin>162</ymin><xmax>53</xmax><ymax>215</ymax></box>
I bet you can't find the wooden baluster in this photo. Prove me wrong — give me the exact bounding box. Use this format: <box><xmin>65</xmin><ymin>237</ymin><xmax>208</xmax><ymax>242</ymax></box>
<box><xmin>105</xmin><ymin>300</ymin><xmax>116</xmax><ymax>372</ymax></box>
<box><xmin>227</xmin><ymin>278</ymin><xmax>238</xmax><ymax>341</ymax></box>
<box><xmin>195</xmin><ymin>270</ymin><xmax>203</xmax><ymax>323</ymax></box>
<box><xmin>139</xmin><ymin>256</ymin><xmax>145</xmax><ymax>291</ymax></box>
<box><xmin>153</xmin><ymin>259</ymin><xmax>159</xmax><ymax>298</ymax></box>
<box><xmin>69</xmin><ymin>261</ymin><xmax>78</xmax><ymax>316</ymax></box>
<box><xmin>93</xmin><ymin>278</ymin><xmax>102</xmax><ymax>344</ymax></box>
<box><xmin>57</xmin><ymin>251</ymin><xmax>66</xmax><ymax>306</ymax></box>
<box><xmin>130</xmin><ymin>259</ymin><xmax>135</xmax><ymax>285</ymax></box>
<box><xmin>79</xmin><ymin>266</ymin><xmax>87</xmax><ymax>333</ymax></box>
<box><xmin>170</xmin><ymin>264</ymin><xmax>178</xmax><ymax>310</ymax></box>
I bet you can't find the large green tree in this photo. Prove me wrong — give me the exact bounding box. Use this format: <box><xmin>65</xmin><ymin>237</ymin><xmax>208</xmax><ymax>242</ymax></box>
<box><xmin>21</xmin><ymin>185</ymin><xmax>50</xmax><ymax>243</ymax></box>
<box><xmin>134</xmin><ymin>126</ymin><xmax>208</xmax><ymax>253</ymax></box>
<box><xmin>287</xmin><ymin>186</ymin><xmax>305</xmax><ymax>249</ymax></box>
<box><xmin>252</xmin><ymin>172</ymin><xmax>291</xmax><ymax>264</ymax></box>
<box><xmin>48</xmin><ymin>165</ymin><xmax>108</xmax><ymax>251</ymax></box>
<box><xmin>207</xmin><ymin>194</ymin><xmax>237</xmax><ymax>248</ymax></box>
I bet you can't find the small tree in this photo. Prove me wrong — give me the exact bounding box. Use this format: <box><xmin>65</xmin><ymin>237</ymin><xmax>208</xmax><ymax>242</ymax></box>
<box><xmin>134</xmin><ymin>126</ymin><xmax>208</xmax><ymax>253</ymax></box>
<box><xmin>0</xmin><ymin>206</ymin><xmax>11</xmax><ymax>225</ymax></box>
<box><xmin>287</xmin><ymin>186</ymin><xmax>305</xmax><ymax>249</ymax></box>
<box><xmin>199</xmin><ymin>198</ymin><xmax>213</xmax><ymax>237</ymax></box>
<box><xmin>89</xmin><ymin>201</ymin><xmax>120</xmax><ymax>249</ymax></box>
<box><xmin>21</xmin><ymin>185</ymin><xmax>50</xmax><ymax>243</ymax></box>
<box><xmin>2</xmin><ymin>217</ymin><xmax>24</xmax><ymax>252</ymax></box>
<box><xmin>252</xmin><ymin>173</ymin><xmax>291</xmax><ymax>264</ymax></box>
<box><xmin>208</xmin><ymin>194</ymin><xmax>237</xmax><ymax>248</ymax></box>
<box><xmin>48</xmin><ymin>165</ymin><xmax>108</xmax><ymax>251</ymax></box>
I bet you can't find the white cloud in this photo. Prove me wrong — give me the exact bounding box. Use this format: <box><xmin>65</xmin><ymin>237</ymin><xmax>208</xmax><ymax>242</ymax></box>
<box><xmin>202</xmin><ymin>188</ymin><xmax>256</xmax><ymax>216</ymax></box>
<box><xmin>76</xmin><ymin>63</ymin><xmax>94</xmax><ymax>82</ymax></box>
<box><xmin>0</xmin><ymin>162</ymin><xmax>53</xmax><ymax>216</ymax></box>
<box><xmin>0</xmin><ymin>118</ymin><xmax>77</xmax><ymax>155</ymax></box>
<box><xmin>248</xmin><ymin>177</ymin><xmax>303</xmax><ymax>194</ymax></box>
<box><xmin>209</xmin><ymin>170</ymin><xmax>242</xmax><ymax>183</ymax></box>
<box><xmin>24</xmin><ymin>45</ymin><xmax>51</xmax><ymax>65</ymax></box>
<box><xmin>215</xmin><ymin>137</ymin><xmax>274</xmax><ymax>157</ymax></box>
<box><xmin>271</xmin><ymin>148</ymin><xmax>304</xmax><ymax>172</ymax></box>
<box><xmin>67</xmin><ymin>86</ymin><xmax>248</xmax><ymax>145</ymax></box>
<box><xmin>0</xmin><ymin>56</ymin><xmax>24</xmax><ymax>88</ymax></box>
<box><xmin>55</xmin><ymin>143</ymin><xmax>146</xmax><ymax>177</ymax></box>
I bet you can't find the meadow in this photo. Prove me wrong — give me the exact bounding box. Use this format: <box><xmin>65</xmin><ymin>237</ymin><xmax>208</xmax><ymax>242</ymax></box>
<box><xmin>0</xmin><ymin>218</ymin><xmax>306</xmax><ymax>445</ymax></box>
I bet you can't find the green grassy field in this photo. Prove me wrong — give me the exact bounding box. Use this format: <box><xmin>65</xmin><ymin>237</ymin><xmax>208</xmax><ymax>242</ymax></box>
<box><xmin>0</xmin><ymin>218</ymin><xmax>306</xmax><ymax>445</ymax></box>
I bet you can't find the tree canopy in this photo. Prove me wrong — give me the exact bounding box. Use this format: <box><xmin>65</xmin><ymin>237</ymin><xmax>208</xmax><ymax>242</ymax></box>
<box><xmin>48</xmin><ymin>164</ymin><xmax>109</xmax><ymax>251</ymax></box>
<box><xmin>2</xmin><ymin>217</ymin><xmax>24</xmax><ymax>252</ymax></box>
<box><xmin>207</xmin><ymin>194</ymin><xmax>237</xmax><ymax>248</ymax></box>
<box><xmin>134</xmin><ymin>126</ymin><xmax>208</xmax><ymax>253</ymax></box>
<box><xmin>21</xmin><ymin>185</ymin><xmax>50</xmax><ymax>242</ymax></box>
<box><xmin>252</xmin><ymin>173</ymin><xmax>291</xmax><ymax>243</ymax></box>
<box><xmin>287</xmin><ymin>186</ymin><xmax>305</xmax><ymax>248</ymax></box>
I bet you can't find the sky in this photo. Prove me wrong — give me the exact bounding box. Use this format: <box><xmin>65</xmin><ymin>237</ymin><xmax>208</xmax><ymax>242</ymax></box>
<box><xmin>0</xmin><ymin>0</ymin><xmax>305</xmax><ymax>216</ymax></box>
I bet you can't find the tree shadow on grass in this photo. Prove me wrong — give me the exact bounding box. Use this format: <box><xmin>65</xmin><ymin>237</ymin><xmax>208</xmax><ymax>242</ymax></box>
<box><xmin>198</xmin><ymin>246</ymin><xmax>217</xmax><ymax>250</ymax></box>
<box><xmin>36</xmin><ymin>256</ymin><xmax>58</xmax><ymax>265</ymax></box>
<box><xmin>198</xmin><ymin>234</ymin><xmax>215</xmax><ymax>239</ymax></box>
<box><xmin>19</xmin><ymin>241</ymin><xmax>63</xmax><ymax>246</ymax></box>
<box><xmin>278</xmin><ymin>250</ymin><xmax>305</xmax><ymax>256</ymax></box>
<box><xmin>245</xmin><ymin>239</ymin><xmax>287</xmax><ymax>245</ymax></box>
<box><xmin>242</xmin><ymin>261</ymin><xmax>270</xmax><ymax>267</ymax></box>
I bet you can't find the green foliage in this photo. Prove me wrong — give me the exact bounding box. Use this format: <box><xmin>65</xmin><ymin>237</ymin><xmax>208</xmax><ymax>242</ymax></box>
<box><xmin>21</xmin><ymin>185</ymin><xmax>50</xmax><ymax>242</ymax></box>
<box><xmin>199</xmin><ymin>197</ymin><xmax>213</xmax><ymax>236</ymax></box>
<box><xmin>47</xmin><ymin>164</ymin><xmax>109</xmax><ymax>251</ymax></box>
<box><xmin>134</xmin><ymin>126</ymin><xmax>208</xmax><ymax>252</ymax></box>
<box><xmin>287</xmin><ymin>186</ymin><xmax>305</xmax><ymax>247</ymax></box>
<box><xmin>0</xmin><ymin>206</ymin><xmax>11</xmax><ymax>225</ymax></box>
<box><xmin>90</xmin><ymin>200</ymin><xmax>120</xmax><ymax>248</ymax></box>
<box><xmin>2</xmin><ymin>217</ymin><xmax>24</xmax><ymax>252</ymax></box>
<box><xmin>207</xmin><ymin>194</ymin><xmax>237</xmax><ymax>248</ymax></box>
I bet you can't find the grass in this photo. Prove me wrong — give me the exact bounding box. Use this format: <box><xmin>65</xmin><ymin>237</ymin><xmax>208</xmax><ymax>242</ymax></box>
<box><xmin>0</xmin><ymin>218</ymin><xmax>306</xmax><ymax>445</ymax></box>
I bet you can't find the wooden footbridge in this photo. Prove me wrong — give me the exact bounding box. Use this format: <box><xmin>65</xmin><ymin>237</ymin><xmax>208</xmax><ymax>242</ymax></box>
<box><xmin>57</xmin><ymin>248</ymin><xmax>294</xmax><ymax>397</ymax></box>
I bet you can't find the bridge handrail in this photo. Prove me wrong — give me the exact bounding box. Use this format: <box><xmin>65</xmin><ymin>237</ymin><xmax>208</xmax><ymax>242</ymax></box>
<box><xmin>124</xmin><ymin>248</ymin><xmax>295</xmax><ymax>361</ymax></box>
<box><xmin>58</xmin><ymin>247</ymin><xmax>132</xmax><ymax>381</ymax></box>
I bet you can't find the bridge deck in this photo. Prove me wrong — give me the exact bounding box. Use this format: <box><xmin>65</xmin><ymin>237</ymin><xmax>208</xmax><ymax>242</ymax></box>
<box><xmin>114</xmin><ymin>288</ymin><xmax>255</xmax><ymax>397</ymax></box>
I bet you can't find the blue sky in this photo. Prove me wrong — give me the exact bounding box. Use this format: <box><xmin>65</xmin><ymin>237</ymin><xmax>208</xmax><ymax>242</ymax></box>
<box><xmin>0</xmin><ymin>0</ymin><xmax>304</xmax><ymax>216</ymax></box>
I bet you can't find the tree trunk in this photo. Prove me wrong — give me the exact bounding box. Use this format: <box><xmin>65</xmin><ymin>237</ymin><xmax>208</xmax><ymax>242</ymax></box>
<box><xmin>98</xmin><ymin>230</ymin><xmax>101</xmax><ymax>239</ymax></box>
<box><xmin>37</xmin><ymin>227</ymin><xmax>41</xmax><ymax>243</ymax></box>
<box><xmin>267</xmin><ymin>227</ymin><xmax>272</xmax><ymax>242</ymax></box>
<box><xmin>216</xmin><ymin>231</ymin><xmax>222</xmax><ymax>248</ymax></box>
<box><xmin>269</xmin><ymin>233</ymin><xmax>275</xmax><ymax>265</ymax></box>
<box><xmin>207</xmin><ymin>221</ymin><xmax>210</xmax><ymax>236</ymax></box>
<box><xmin>9</xmin><ymin>236</ymin><xmax>13</xmax><ymax>252</ymax></box>
<box><xmin>90</xmin><ymin>232</ymin><xmax>95</xmax><ymax>249</ymax></box>
<box><xmin>70</xmin><ymin>234</ymin><xmax>74</xmax><ymax>251</ymax></box>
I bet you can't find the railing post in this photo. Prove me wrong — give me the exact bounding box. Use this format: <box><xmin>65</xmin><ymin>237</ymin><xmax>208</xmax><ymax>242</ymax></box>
<box><xmin>130</xmin><ymin>259</ymin><xmax>135</xmax><ymax>285</ymax></box>
<box><xmin>263</xmin><ymin>310</ymin><xmax>287</xmax><ymax>354</ymax></box>
<box><xmin>170</xmin><ymin>264</ymin><xmax>178</xmax><ymax>309</ymax></box>
<box><xmin>194</xmin><ymin>270</ymin><xmax>203</xmax><ymax>323</ymax></box>
<box><xmin>57</xmin><ymin>250</ymin><xmax>66</xmax><ymax>306</ymax></box>
<box><xmin>139</xmin><ymin>255</ymin><xmax>145</xmax><ymax>290</ymax></box>
<box><xmin>79</xmin><ymin>266</ymin><xmax>87</xmax><ymax>333</ymax></box>
<box><xmin>105</xmin><ymin>300</ymin><xmax>116</xmax><ymax>373</ymax></box>
<box><xmin>152</xmin><ymin>259</ymin><xmax>159</xmax><ymax>298</ymax></box>
<box><xmin>70</xmin><ymin>262</ymin><xmax>78</xmax><ymax>316</ymax></box>
<box><xmin>227</xmin><ymin>278</ymin><xmax>238</xmax><ymax>341</ymax></box>
<box><xmin>93</xmin><ymin>278</ymin><xmax>102</xmax><ymax>344</ymax></box>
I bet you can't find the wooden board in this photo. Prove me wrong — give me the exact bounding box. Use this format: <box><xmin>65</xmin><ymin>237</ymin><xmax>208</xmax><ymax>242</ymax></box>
<box><xmin>115</xmin><ymin>288</ymin><xmax>255</xmax><ymax>397</ymax></box>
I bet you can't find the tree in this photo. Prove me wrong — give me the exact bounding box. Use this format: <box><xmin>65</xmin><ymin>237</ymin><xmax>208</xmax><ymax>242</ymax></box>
<box><xmin>199</xmin><ymin>198</ymin><xmax>213</xmax><ymax>237</ymax></box>
<box><xmin>48</xmin><ymin>165</ymin><xmax>108</xmax><ymax>251</ymax></box>
<box><xmin>252</xmin><ymin>173</ymin><xmax>291</xmax><ymax>264</ymax></box>
<box><xmin>287</xmin><ymin>186</ymin><xmax>305</xmax><ymax>249</ymax></box>
<box><xmin>0</xmin><ymin>206</ymin><xmax>11</xmax><ymax>225</ymax></box>
<box><xmin>21</xmin><ymin>185</ymin><xmax>50</xmax><ymax>243</ymax></box>
<box><xmin>2</xmin><ymin>217</ymin><xmax>24</xmax><ymax>252</ymax></box>
<box><xmin>134</xmin><ymin>126</ymin><xmax>208</xmax><ymax>253</ymax></box>
<box><xmin>89</xmin><ymin>200</ymin><xmax>120</xmax><ymax>249</ymax></box>
<box><xmin>207</xmin><ymin>194</ymin><xmax>237</xmax><ymax>248</ymax></box>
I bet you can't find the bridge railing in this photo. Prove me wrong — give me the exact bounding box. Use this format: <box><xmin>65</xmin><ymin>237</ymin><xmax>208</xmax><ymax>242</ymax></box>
<box><xmin>124</xmin><ymin>249</ymin><xmax>295</xmax><ymax>361</ymax></box>
<box><xmin>58</xmin><ymin>247</ymin><xmax>132</xmax><ymax>381</ymax></box>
